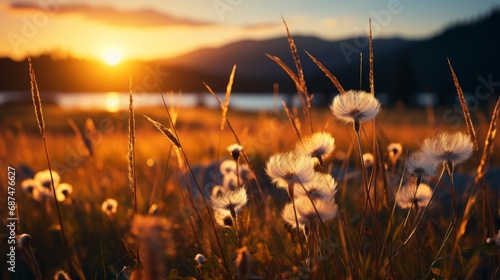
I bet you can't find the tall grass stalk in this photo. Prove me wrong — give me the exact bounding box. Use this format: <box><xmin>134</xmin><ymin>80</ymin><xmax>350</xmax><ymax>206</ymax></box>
<box><xmin>28</xmin><ymin>57</ymin><xmax>74</xmax><ymax>276</ymax></box>
<box><xmin>474</xmin><ymin>97</ymin><xmax>500</xmax><ymax>238</ymax></box>
<box><xmin>281</xmin><ymin>17</ymin><xmax>313</xmax><ymax>134</ymax></box>
<box><xmin>128</xmin><ymin>81</ymin><xmax>141</xmax><ymax>279</ymax></box>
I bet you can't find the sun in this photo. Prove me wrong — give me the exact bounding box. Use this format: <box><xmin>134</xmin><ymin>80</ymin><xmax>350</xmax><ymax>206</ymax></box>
<box><xmin>102</xmin><ymin>48</ymin><xmax>123</xmax><ymax>66</ymax></box>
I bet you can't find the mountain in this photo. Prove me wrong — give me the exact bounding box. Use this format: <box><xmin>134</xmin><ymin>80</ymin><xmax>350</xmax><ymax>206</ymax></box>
<box><xmin>1</xmin><ymin>9</ymin><xmax>499</xmax><ymax>106</ymax></box>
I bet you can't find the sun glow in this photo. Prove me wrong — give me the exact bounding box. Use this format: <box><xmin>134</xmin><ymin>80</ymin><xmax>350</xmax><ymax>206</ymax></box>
<box><xmin>105</xmin><ymin>92</ymin><xmax>121</xmax><ymax>112</ymax></box>
<box><xmin>102</xmin><ymin>48</ymin><xmax>123</xmax><ymax>66</ymax></box>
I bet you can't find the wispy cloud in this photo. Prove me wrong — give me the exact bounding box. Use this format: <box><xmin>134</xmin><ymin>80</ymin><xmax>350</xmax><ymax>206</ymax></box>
<box><xmin>4</xmin><ymin>2</ymin><xmax>214</xmax><ymax>28</ymax></box>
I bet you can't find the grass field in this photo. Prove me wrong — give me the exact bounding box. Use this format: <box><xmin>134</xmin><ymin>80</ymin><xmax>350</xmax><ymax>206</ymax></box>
<box><xmin>1</xmin><ymin>35</ymin><xmax>500</xmax><ymax>279</ymax></box>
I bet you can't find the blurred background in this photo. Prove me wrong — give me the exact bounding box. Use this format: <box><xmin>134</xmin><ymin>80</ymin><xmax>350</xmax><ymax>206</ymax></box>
<box><xmin>0</xmin><ymin>0</ymin><xmax>499</xmax><ymax>109</ymax></box>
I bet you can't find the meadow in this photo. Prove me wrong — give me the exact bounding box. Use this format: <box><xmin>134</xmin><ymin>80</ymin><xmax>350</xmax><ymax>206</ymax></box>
<box><xmin>1</xmin><ymin>30</ymin><xmax>500</xmax><ymax>280</ymax></box>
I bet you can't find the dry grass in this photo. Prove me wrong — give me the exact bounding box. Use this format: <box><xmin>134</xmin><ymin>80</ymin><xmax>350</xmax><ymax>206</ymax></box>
<box><xmin>1</xmin><ymin>28</ymin><xmax>500</xmax><ymax>280</ymax></box>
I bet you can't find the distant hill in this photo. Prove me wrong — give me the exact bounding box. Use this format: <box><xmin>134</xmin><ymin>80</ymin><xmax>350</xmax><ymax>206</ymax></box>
<box><xmin>1</xmin><ymin>9</ymin><xmax>499</xmax><ymax>106</ymax></box>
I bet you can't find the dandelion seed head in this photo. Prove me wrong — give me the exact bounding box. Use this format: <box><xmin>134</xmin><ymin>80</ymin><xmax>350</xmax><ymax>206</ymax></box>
<box><xmin>55</xmin><ymin>183</ymin><xmax>73</xmax><ymax>202</ymax></box>
<box><xmin>296</xmin><ymin>132</ymin><xmax>335</xmax><ymax>164</ymax></box>
<box><xmin>363</xmin><ymin>153</ymin><xmax>374</xmax><ymax>168</ymax></box>
<box><xmin>330</xmin><ymin>90</ymin><xmax>381</xmax><ymax>125</ymax></box>
<box><xmin>220</xmin><ymin>159</ymin><xmax>237</xmax><ymax>175</ymax></box>
<box><xmin>406</xmin><ymin>151</ymin><xmax>437</xmax><ymax>180</ymax></box>
<box><xmin>294</xmin><ymin>172</ymin><xmax>337</xmax><ymax>201</ymax></box>
<box><xmin>397</xmin><ymin>183</ymin><xmax>432</xmax><ymax>209</ymax></box>
<box><xmin>34</xmin><ymin>169</ymin><xmax>60</xmax><ymax>190</ymax></box>
<box><xmin>195</xmin><ymin>253</ymin><xmax>206</xmax><ymax>266</ymax></box>
<box><xmin>214</xmin><ymin>209</ymin><xmax>232</xmax><ymax>227</ymax></box>
<box><xmin>421</xmin><ymin>131</ymin><xmax>473</xmax><ymax>167</ymax></box>
<box><xmin>101</xmin><ymin>198</ymin><xmax>118</xmax><ymax>215</ymax></box>
<box><xmin>294</xmin><ymin>196</ymin><xmax>338</xmax><ymax>225</ymax></box>
<box><xmin>388</xmin><ymin>142</ymin><xmax>403</xmax><ymax>164</ymax></box>
<box><xmin>281</xmin><ymin>202</ymin><xmax>306</xmax><ymax>229</ymax></box>
<box><xmin>21</xmin><ymin>178</ymin><xmax>39</xmax><ymax>194</ymax></box>
<box><xmin>211</xmin><ymin>187</ymin><xmax>248</xmax><ymax>217</ymax></box>
<box><xmin>266</xmin><ymin>151</ymin><xmax>315</xmax><ymax>190</ymax></box>
<box><xmin>227</xmin><ymin>143</ymin><xmax>243</xmax><ymax>161</ymax></box>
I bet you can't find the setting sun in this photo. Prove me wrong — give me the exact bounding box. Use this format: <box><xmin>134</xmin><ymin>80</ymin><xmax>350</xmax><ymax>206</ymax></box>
<box><xmin>102</xmin><ymin>49</ymin><xmax>123</xmax><ymax>66</ymax></box>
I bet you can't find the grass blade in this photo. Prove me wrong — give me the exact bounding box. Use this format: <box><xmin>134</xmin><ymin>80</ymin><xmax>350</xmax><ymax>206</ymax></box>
<box><xmin>221</xmin><ymin>64</ymin><xmax>236</xmax><ymax>130</ymax></box>
<box><xmin>447</xmin><ymin>59</ymin><xmax>478</xmax><ymax>152</ymax></box>
<box><xmin>305</xmin><ymin>50</ymin><xmax>345</xmax><ymax>94</ymax></box>
<box><xmin>369</xmin><ymin>19</ymin><xmax>375</xmax><ymax>95</ymax></box>
<box><xmin>28</xmin><ymin>56</ymin><xmax>74</xmax><ymax>276</ymax></box>
<box><xmin>144</xmin><ymin>115</ymin><xmax>182</xmax><ymax>149</ymax></box>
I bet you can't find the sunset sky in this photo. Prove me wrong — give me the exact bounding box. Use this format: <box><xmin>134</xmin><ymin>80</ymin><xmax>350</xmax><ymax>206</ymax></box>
<box><xmin>0</xmin><ymin>0</ymin><xmax>497</xmax><ymax>63</ymax></box>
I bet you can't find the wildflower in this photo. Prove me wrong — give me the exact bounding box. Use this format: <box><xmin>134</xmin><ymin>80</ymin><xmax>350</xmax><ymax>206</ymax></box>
<box><xmin>220</xmin><ymin>159</ymin><xmax>250</xmax><ymax>178</ymax></box>
<box><xmin>34</xmin><ymin>169</ymin><xmax>60</xmax><ymax>190</ymax></box>
<box><xmin>21</xmin><ymin>179</ymin><xmax>39</xmax><ymax>194</ymax></box>
<box><xmin>21</xmin><ymin>179</ymin><xmax>43</xmax><ymax>202</ymax></box>
<box><xmin>213</xmin><ymin>209</ymin><xmax>233</xmax><ymax>227</ymax></box>
<box><xmin>388</xmin><ymin>142</ymin><xmax>403</xmax><ymax>165</ymax></box>
<box><xmin>397</xmin><ymin>183</ymin><xmax>432</xmax><ymax>209</ymax></box>
<box><xmin>406</xmin><ymin>151</ymin><xmax>437</xmax><ymax>186</ymax></box>
<box><xmin>330</xmin><ymin>90</ymin><xmax>381</xmax><ymax>131</ymax></box>
<box><xmin>266</xmin><ymin>151</ymin><xmax>315</xmax><ymax>192</ymax></box>
<box><xmin>282</xmin><ymin>202</ymin><xmax>305</xmax><ymax>229</ymax></box>
<box><xmin>227</xmin><ymin>144</ymin><xmax>243</xmax><ymax>161</ymax></box>
<box><xmin>296</xmin><ymin>132</ymin><xmax>335</xmax><ymax>167</ymax></box>
<box><xmin>220</xmin><ymin>159</ymin><xmax>237</xmax><ymax>175</ymax></box>
<box><xmin>294</xmin><ymin>195</ymin><xmax>338</xmax><ymax>227</ymax></box>
<box><xmin>195</xmin><ymin>253</ymin><xmax>206</xmax><ymax>266</ymax></box>
<box><xmin>363</xmin><ymin>153</ymin><xmax>374</xmax><ymax>168</ymax></box>
<box><xmin>421</xmin><ymin>131</ymin><xmax>473</xmax><ymax>169</ymax></box>
<box><xmin>486</xmin><ymin>230</ymin><xmax>500</xmax><ymax>246</ymax></box>
<box><xmin>211</xmin><ymin>187</ymin><xmax>248</xmax><ymax>219</ymax></box>
<box><xmin>294</xmin><ymin>172</ymin><xmax>337</xmax><ymax>201</ymax></box>
<box><xmin>101</xmin><ymin>198</ymin><xmax>118</xmax><ymax>216</ymax></box>
<box><xmin>55</xmin><ymin>183</ymin><xmax>73</xmax><ymax>202</ymax></box>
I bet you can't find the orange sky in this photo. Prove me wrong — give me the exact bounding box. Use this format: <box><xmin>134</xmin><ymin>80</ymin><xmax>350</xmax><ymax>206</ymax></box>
<box><xmin>0</xmin><ymin>0</ymin><xmax>496</xmax><ymax>63</ymax></box>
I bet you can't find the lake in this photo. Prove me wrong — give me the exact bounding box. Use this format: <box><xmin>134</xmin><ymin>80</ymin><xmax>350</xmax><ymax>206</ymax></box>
<box><xmin>0</xmin><ymin>91</ymin><xmax>306</xmax><ymax>112</ymax></box>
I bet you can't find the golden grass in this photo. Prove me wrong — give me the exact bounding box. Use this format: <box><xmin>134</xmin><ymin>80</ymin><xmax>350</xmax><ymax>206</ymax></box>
<box><xmin>2</xmin><ymin>35</ymin><xmax>500</xmax><ymax>279</ymax></box>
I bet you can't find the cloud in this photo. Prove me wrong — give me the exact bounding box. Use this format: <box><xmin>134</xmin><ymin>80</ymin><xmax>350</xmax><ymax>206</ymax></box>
<box><xmin>241</xmin><ymin>22</ymin><xmax>281</xmax><ymax>30</ymax></box>
<box><xmin>5</xmin><ymin>2</ymin><xmax>214</xmax><ymax>28</ymax></box>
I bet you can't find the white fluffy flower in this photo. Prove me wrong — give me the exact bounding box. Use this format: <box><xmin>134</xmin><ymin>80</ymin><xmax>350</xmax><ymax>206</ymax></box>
<box><xmin>397</xmin><ymin>183</ymin><xmax>432</xmax><ymax>209</ymax></box>
<box><xmin>330</xmin><ymin>90</ymin><xmax>381</xmax><ymax>125</ymax></box>
<box><xmin>34</xmin><ymin>169</ymin><xmax>60</xmax><ymax>190</ymax></box>
<box><xmin>406</xmin><ymin>151</ymin><xmax>437</xmax><ymax>181</ymax></box>
<box><xmin>55</xmin><ymin>183</ymin><xmax>73</xmax><ymax>202</ymax></box>
<box><xmin>101</xmin><ymin>198</ymin><xmax>118</xmax><ymax>216</ymax></box>
<box><xmin>294</xmin><ymin>195</ymin><xmax>338</xmax><ymax>226</ymax></box>
<box><xmin>266</xmin><ymin>151</ymin><xmax>315</xmax><ymax>190</ymax></box>
<box><xmin>296</xmin><ymin>132</ymin><xmax>335</xmax><ymax>166</ymax></box>
<box><xmin>421</xmin><ymin>131</ymin><xmax>473</xmax><ymax>167</ymax></box>
<box><xmin>294</xmin><ymin>172</ymin><xmax>337</xmax><ymax>201</ymax></box>
<box><xmin>211</xmin><ymin>187</ymin><xmax>248</xmax><ymax>218</ymax></box>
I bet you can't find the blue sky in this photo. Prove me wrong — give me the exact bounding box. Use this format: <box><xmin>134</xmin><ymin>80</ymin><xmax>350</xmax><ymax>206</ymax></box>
<box><xmin>0</xmin><ymin>0</ymin><xmax>497</xmax><ymax>61</ymax></box>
